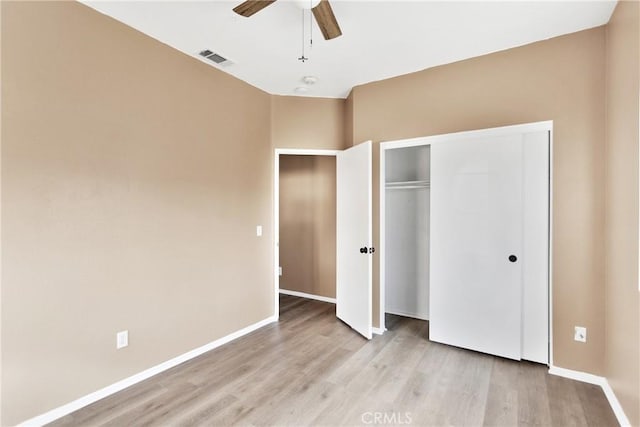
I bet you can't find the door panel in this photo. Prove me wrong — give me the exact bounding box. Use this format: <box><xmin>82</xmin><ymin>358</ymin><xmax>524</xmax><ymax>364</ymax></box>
<box><xmin>430</xmin><ymin>135</ymin><xmax>523</xmax><ymax>360</ymax></box>
<box><xmin>336</xmin><ymin>141</ymin><xmax>372</xmax><ymax>339</ymax></box>
<box><xmin>521</xmin><ymin>131</ymin><xmax>550</xmax><ymax>363</ymax></box>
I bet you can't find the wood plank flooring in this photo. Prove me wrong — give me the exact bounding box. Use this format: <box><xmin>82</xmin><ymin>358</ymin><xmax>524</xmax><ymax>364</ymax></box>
<box><xmin>50</xmin><ymin>295</ymin><xmax>618</xmax><ymax>426</ymax></box>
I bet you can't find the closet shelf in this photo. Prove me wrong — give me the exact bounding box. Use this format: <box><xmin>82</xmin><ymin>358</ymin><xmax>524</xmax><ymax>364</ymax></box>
<box><xmin>385</xmin><ymin>180</ymin><xmax>430</xmax><ymax>190</ymax></box>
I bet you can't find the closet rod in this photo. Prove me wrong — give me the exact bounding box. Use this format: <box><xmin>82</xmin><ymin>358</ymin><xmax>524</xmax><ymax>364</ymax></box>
<box><xmin>386</xmin><ymin>184</ymin><xmax>430</xmax><ymax>190</ymax></box>
<box><xmin>385</xmin><ymin>180</ymin><xmax>430</xmax><ymax>190</ymax></box>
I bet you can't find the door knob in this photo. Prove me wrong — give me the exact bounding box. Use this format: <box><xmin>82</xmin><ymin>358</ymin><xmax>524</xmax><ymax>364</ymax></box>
<box><xmin>508</xmin><ymin>255</ymin><xmax>518</xmax><ymax>263</ymax></box>
<box><xmin>359</xmin><ymin>247</ymin><xmax>367</xmax><ymax>254</ymax></box>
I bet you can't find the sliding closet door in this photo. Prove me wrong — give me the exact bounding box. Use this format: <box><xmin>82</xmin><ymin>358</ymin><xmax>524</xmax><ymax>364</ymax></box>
<box><xmin>430</xmin><ymin>135</ymin><xmax>524</xmax><ymax>360</ymax></box>
<box><xmin>521</xmin><ymin>131</ymin><xmax>550</xmax><ymax>364</ymax></box>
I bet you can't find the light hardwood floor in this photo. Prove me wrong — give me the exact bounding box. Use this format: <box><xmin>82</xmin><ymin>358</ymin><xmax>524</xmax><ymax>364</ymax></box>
<box><xmin>50</xmin><ymin>295</ymin><xmax>618</xmax><ymax>426</ymax></box>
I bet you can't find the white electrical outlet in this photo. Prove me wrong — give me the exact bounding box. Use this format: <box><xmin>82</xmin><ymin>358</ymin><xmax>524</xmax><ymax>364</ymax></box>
<box><xmin>574</xmin><ymin>326</ymin><xmax>587</xmax><ymax>343</ymax></box>
<box><xmin>117</xmin><ymin>330</ymin><xmax>129</xmax><ymax>349</ymax></box>
<box><xmin>256</xmin><ymin>225</ymin><xmax>262</xmax><ymax>237</ymax></box>
<box><xmin>279</xmin><ymin>266</ymin><xmax>283</xmax><ymax>276</ymax></box>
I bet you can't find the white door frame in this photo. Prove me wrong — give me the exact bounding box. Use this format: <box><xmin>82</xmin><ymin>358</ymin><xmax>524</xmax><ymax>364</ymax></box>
<box><xmin>379</xmin><ymin>120</ymin><xmax>554</xmax><ymax>364</ymax></box>
<box><xmin>273</xmin><ymin>148</ymin><xmax>341</xmax><ymax>319</ymax></box>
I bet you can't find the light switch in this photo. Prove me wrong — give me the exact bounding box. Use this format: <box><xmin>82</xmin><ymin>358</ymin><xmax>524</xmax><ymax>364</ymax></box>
<box><xmin>117</xmin><ymin>330</ymin><xmax>129</xmax><ymax>349</ymax></box>
<box><xmin>256</xmin><ymin>225</ymin><xmax>262</xmax><ymax>237</ymax></box>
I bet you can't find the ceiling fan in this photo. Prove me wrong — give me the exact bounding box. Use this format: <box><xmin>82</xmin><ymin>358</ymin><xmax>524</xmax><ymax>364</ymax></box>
<box><xmin>232</xmin><ymin>0</ymin><xmax>342</xmax><ymax>40</ymax></box>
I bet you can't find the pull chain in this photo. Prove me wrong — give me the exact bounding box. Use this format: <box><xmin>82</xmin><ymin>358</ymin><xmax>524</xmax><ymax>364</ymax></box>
<box><xmin>309</xmin><ymin>0</ymin><xmax>313</xmax><ymax>49</ymax></box>
<box><xmin>298</xmin><ymin>9</ymin><xmax>308</xmax><ymax>62</ymax></box>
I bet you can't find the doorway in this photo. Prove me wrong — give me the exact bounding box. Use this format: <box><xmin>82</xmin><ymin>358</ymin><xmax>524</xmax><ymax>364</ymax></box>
<box><xmin>274</xmin><ymin>143</ymin><xmax>374</xmax><ymax>339</ymax></box>
<box><xmin>383</xmin><ymin>145</ymin><xmax>431</xmax><ymax>322</ymax></box>
<box><xmin>274</xmin><ymin>149</ymin><xmax>340</xmax><ymax>318</ymax></box>
<box><xmin>278</xmin><ymin>154</ymin><xmax>337</xmax><ymax>303</ymax></box>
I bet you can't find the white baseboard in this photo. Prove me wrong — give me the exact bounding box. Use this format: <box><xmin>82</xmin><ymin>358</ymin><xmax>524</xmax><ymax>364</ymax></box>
<box><xmin>372</xmin><ymin>327</ymin><xmax>386</xmax><ymax>335</ymax></box>
<box><xmin>19</xmin><ymin>315</ymin><xmax>278</xmax><ymax>427</ymax></box>
<box><xmin>279</xmin><ymin>289</ymin><xmax>336</xmax><ymax>304</ymax></box>
<box><xmin>601</xmin><ymin>380</ymin><xmax>632</xmax><ymax>427</ymax></box>
<box><xmin>548</xmin><ymin>366</ymin><xmax>605</xmax><ymax>385</ymax></box>
<box><xmin>549</xmin><ymin>365</ymin><xmax>631</xmax><ymax>426</ymax></box>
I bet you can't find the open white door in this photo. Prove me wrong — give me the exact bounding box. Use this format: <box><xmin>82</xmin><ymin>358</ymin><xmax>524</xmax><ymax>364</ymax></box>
<box><xmin>430</xmin><ymin>134</ymin><xmax>524</xmax><ymax>360</ymax></box>
<box><xmin>336</xmin><ymin>141</ymin><xmax>373</xmax><ymax>339</ymax></box>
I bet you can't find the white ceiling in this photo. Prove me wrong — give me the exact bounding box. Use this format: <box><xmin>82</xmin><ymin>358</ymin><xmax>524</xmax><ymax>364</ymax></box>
<box><xmin>82</xmin><ymin>0</ymin><xmax>617</xmax><ymax>99</ymax></box>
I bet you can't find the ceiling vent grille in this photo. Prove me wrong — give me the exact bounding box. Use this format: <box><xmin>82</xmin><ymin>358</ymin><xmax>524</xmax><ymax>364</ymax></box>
<box><xmin>199</xmin><ymin>49</ymin><xmax>230</xmax><ymax>65</ymax></box>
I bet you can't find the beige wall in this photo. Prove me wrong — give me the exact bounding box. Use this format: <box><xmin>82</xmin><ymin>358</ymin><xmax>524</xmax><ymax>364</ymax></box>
<box><xmin>271</xmin><ymin>95</ymin><xmax>346</xmax><ymax>150</ymax></box>
<box><xmin>2</xmin><ymin>0</ymin><xmax>638</xmax><ymax>424</ymax></box>
<box><xmin>351</xmin><ymin>27</ymin><xmax>607</xmax><ymax>375</ymax></box>
<box><xmin>344</xmin><ymin>92</ymin><xmax>354</xmax><ymax>147</ymax></box>
<box><xmin>605</xmin><ymin>1</ymin><xmax>640</xmax><ymax>425</ymax></box>
<box><xmin>279</xmin><ymin>155</ymin><xmax>336</xmax><ymax>299</ymax></box>
<box><xmin>270</xmin><ymin>96</ymin><xmax>345</xmax><ymax>301</ymax></box>
<box><xmin>1</xmin><ymin>2</ymin><xmax>273</xmax><ymax>425</ymax></box>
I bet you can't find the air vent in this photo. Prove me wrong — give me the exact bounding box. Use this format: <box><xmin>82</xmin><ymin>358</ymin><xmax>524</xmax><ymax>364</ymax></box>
<box><xmin>199</xmin><ymin>49</ymin><xmax>230</xmax><ymax>65</ymax></box>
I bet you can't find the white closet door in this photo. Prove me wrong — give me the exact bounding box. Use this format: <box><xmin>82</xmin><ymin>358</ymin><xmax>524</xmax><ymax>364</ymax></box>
<box><xmin>521</xmin><ymin>131</ymin><xmax>550</xmax><ymax>363</ymax></box>
<box><xmin>336</xmin><ymin>141</ymin><xmax>372</xmax><ymax>339</ymax></box>
<box><xmin>430</xmin><ymin>135</ymin><xmax>524</xmax><ymax>360</ymax></box>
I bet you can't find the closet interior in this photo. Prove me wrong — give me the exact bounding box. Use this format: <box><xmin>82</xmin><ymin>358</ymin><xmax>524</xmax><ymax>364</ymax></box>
<box><xmin>384</xmin><ymin>145</ymin><xmax>430</xmax><ymax>320</ymax></box>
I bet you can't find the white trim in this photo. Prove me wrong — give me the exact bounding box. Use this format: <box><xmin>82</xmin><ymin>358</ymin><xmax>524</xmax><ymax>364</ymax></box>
<box><xmin>601</xmin><ymin>379</ymin><xmax>632</xmax><ymax>427</ymax></box>
<box><xmin>18</xmin><ymin>316</ymin><xmax>278</xmax><ymax>427</ymax></box>
<box><xmin>372</xmin><ymin>327</ymin><xmax>386</xmax><ymax>335</ymax></box>
<box><xmin>379</xmin><ymin>121</ymin><xmax>553</xmax><ymax>364</ymax></box>
<box><xmin>379</xmin><ymin>144</ymin><xmax>386</xmax><ymax>332</ymax></box>
<box><xmin>548</xmin><ymin>365</ymin><xmax>605</xmax><ymax>385</ymax></box>
<box><xmin>548</xmin><ymin>127</ymin><xmax>555</xmax><ymax>367</ymax></box>
<box><xmin>274</xmin><ymin>151</ymin><xmax>280</xmax><ymax>320</ymax></box>
<box><xmin>549</xmin><ymin>366</ymin><xmax>631</xmax><ymax>426</ymax></box>
<box><xmin>379</xmin><ymin>121</ymin><xmax>553</xmax><ymax>149</ymax></box>
<box><xmin>275</xmin><ymin>148</ymin><xmax>342</xmax><ymax>156</ymax></box>
<box><xmin>273</xmin><ymin>148</ymin><xmax>341</xmax><ymax>323</ymax></box>
<box><xmin>279</xmin><ymin>289</ymin><xmax>336</xmax><ymax>304</ymax></box>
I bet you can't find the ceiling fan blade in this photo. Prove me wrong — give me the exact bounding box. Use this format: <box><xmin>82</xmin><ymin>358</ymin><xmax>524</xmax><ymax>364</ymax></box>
<box><xmin>233</xmin><ymin>0</ymin><xmax>277</xmax><ymax>17</ymax></box>
<box><xmin>312</xmin><ymin>0</ymin><xmax>342</xmax><ymax>40</ymax></box>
